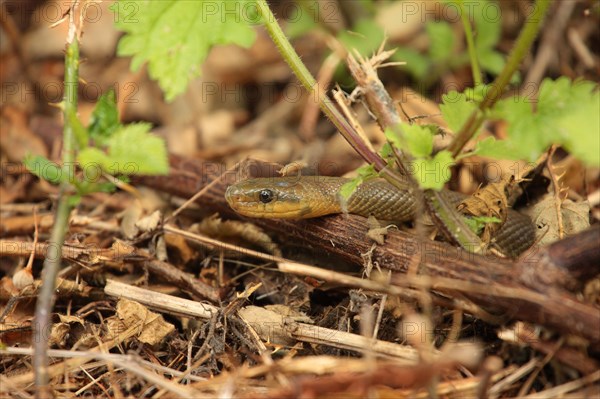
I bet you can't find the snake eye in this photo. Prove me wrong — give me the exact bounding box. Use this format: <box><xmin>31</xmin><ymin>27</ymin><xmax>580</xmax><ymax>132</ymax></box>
<box><xmin>259</xmin><ymin>189</ymin><xmax>274</xmax><ymax>203</ymax></box>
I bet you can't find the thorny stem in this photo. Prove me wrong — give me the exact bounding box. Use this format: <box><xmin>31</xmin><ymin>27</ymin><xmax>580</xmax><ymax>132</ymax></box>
<box><xmin>33</xmin><ymin>28</ymin><xmax>79</xmax><ymax>398</ymax></box>
<box><xmin>257</xmin><ymin>0</ymin><xmax>486</xmax><ymax>252</ymax></box>
<box><xmin>447</xmin><ymin>0</ymin><xmax>551</xmax><ymax>157</ymax></box>
<box><xmin>256</xmin><ymin>0</ymin><xmax>386</xmax><ymax>171</ymax></box>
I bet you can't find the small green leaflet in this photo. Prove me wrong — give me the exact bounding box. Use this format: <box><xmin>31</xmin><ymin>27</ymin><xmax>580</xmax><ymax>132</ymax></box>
<box><xmin>410</xmin><ymin>150</ymin><xmax>454</xmax><ymax>191</ymax></box>
<box><xmin>24</xmin><ymin>155</ymin><xmax>66</xmax><ymax>184</ymax></box>
<box><xmin>88</xmin><ymin>90</ymin><xmax>120</xmax><ymax>145</ymax></box>
<box><xmin>487</xmin><ymin>77</ymin><xmax>599</xmax><ymax>165</ymax></box>
<box><xmin>463</xmin><ymin>215</ymin><xmax>501</xmax><ymax>235</ymax></box>
<box><xmin>426</xmin><ymin>21</ymin><xmax>454</xmax><ymax>62</ymax></box>
<box><xmin>77</xmin><ymin>123</ymin><xmax>169</xmax><ymax>175</ymax></box>
<box><xmin>111</xmin><ymin>0</ymin><xmax>257</xmax><ymax>101</ymax></box>
<box><xmin>339</xmin><ymin>164</ymin><xmax>377</xmax><ymax>201</ymax></box>
<box><xmin>440</xmin><ymin>91</ymin><xmax>481</xmax><ymax>134</ymax></box>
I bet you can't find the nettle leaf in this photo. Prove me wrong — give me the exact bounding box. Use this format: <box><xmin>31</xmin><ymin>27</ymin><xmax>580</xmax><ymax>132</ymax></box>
<box><xmin>111</xmin><ymin>0</ymin><xmax>257</xmax><ymax>101</ymax></box>
<box><xmin>554</xmin><ymin>82</ymin><xmax>600</xmax><ymax>166</ymax></box>
<box><xmin>24</xmin><ymin>155</ymin><xmax>65</xmax><ymax>184</ymax></box>
<box><xmin>426</xmin><ymin>21</ymin><xmax>454</xmax><ymax>62</ymax></box>
<box><xmin>411</xmin><ymin>150</ymin><xmax>454</xmax><ymax>191</ymax></box>
<box><xmin>88</xmin><ymin>90</ymin><xmax>120</xmax><ymax>145</ymax></box>
<box><xmin>473</xmin><ymin>137</ymin><xmax>517</xmax><ymax>159</ymax></box>
<box><xmin>402</xmin><ymin>124</ymin><xmax>435</xmax><ymax>158</ymax></box>
<box><xmin>440</xmin><ymin>91</ymin><xmax>481</xmax><ymax>134</ymax></box>
<box><xmin>492</xmin><ymin>78</ymin><xmax>599</xmax><ymax>165</ymax></box>
<box><xmin>78</xmin><ymin>123</ymin><xmax>169</xmax><ymax>175</ymax></box>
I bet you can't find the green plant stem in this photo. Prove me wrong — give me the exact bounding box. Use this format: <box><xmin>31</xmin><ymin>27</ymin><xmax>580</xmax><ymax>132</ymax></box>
<box><xmin>448</xmin><ymin>0</ymin><xmax>551</xmax><ymax>157</ymax></box>
<box><xmin>256</xmin><ymin>0</ymin><xmax>387</xmax><ymax>172</ymax></box>
<box><xmin>33</xmin><ymin>38</ymin><xmax>79</xmax><ymax>397</ymax></box>
<box><xmin>257</xmin><ymin>0</ymin><xmax>484</xmax><ymax>253</ymax></box>
<box><xmin>458</xmin><ymin>1</ymin><xmax>482</xmax><ymax>86</ymax></box>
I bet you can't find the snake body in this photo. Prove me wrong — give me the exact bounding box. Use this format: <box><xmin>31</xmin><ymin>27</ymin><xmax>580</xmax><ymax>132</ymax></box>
<box><xmin>225</xmin><ymin>176</ymin><xmax>535</xmax><ymax>257</ymax></box>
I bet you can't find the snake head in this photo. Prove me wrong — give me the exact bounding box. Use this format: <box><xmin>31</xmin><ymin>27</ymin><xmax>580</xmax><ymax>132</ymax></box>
<box><xmin>225</xmin><ymin>178</ymin><xmax>312</xmax><ymax>219</ymax></box>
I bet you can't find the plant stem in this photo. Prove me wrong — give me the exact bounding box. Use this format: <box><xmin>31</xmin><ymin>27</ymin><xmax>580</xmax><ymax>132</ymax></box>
<box><xmin>458</xmin><ymin>0</ymin><xmax>482</xmax><ymax>87</ymax></box>
<box><xmin>256</xmin><ymin>0</ymin><xmax>386</xmax><ymax>171</ymax></box>
<box><xmin>33</xmin><ymin>36</ymin><xmax>79</xmax><ymax>397</ymax></box>
<box><xmin>448</xmin><ymin>0</ymin><xmax>551</xmax><ymax>157</ymax></box>
<box><xmin>257</xmin><ymin>0</ymin><xmax>484</xmax><ymax>253</ymax></box>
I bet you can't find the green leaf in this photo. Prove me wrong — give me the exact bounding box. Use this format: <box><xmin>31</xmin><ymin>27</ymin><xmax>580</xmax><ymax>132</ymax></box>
<box><xmin>339</xmin><ymin>164</ymin><xmax>377</xmax><ymax>200</ymax></box>
<box><xmin>556</xmin><ymin>83</ymin><xmax>600</xmax><ymax>166</ymax></box>
<box><xmin>473</xmin><ymin>137</ymin><xmax>517</xmax><ymax>159</ymax></box>
<box><xmin>410</xmin><ymin>150</ymin><xmax>454</xmax><ymax>190</ymax></box>
<box><xmin>111</xmin><ymin>0</ymin><xmax>257</xmax><ymax>101</ymax></box>
<box><xmin>392</xmin><ymin>48</ymin><xmax>430</xmax><ymax>80</ymax></box>
<box><xmin>78</xmin><ymin>123</ymin><xmax>169</xmax><ymax>175</ymax></box>
<box><xmin>88</xmin><ymin>90</ymin><xmax>120</xmax><ymax>144</ymax></box>
<box><xmin>472</xmin><ymin>1</ymin><xmax>501</xmax><ymax>50</ymax></box>
<box><xmin>463</xmin><ymin>215</ymin><xmax>501</xmax><ymax>235</ymax></box>
<box><xmin>285</xmin><ymin>3</ymin><xmax>317</xmax><ymax>39</ymax></box>
<box><xmin>402</xmin><ymin>124</ymin><xmax>435</xmax><ymax>158</ymax></box>
<box><xmin>426</xmin><ymin>21</ymin><xmax>454</xmax><ymax>62</ymax></box>
<box><xmin>68</xmin><ymin>111</ymin><xmax>89</xmax><ymax>150</ymax></box>
<box><xmin>492</xmin><ymin>78</ymin><xmax>599</xmax><ymax>164</ymax></box>
<box><xmin>338</xmin><ymin>19</ymin><xmax>385</xmax><ymax>57</ymax></box>
<box><xmin>24</xmin><ymin>155</ymin><xmax>65</xmax><ymax>184</ymax></box>
<box><xmin>440</xmin><ymin>91</ymin><xmax>481</xmax><ymax>133</ymax></box>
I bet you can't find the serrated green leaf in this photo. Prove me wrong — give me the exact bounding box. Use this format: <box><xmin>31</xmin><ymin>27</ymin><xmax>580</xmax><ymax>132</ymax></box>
<box><xmin>473</xmin><ymin>137</ymin><xmax>518</xmax><ymax>159</ymax></box>
<box><xmin>410</xmin><ymin>150</ymin><xmax>454</xmax><ymax>190</ymax></box>
<box><xmin>107</xmin><ymin>123</ymin><xmax>169</xmax><ymax>175</ymax></box>
<box><xmin>426</xmin><ymin>21</ymin><xmax>454</xmax><ymax>62</ymax></box>
<box><xmin>492</xmin><ymin>78</ymin><xmax>599</xmax><ymax>164</ymax></box>
<box><xmin>440</xmin><ymin>91</ymin><xmax>481</xmax><ymax>133</ymax></box>
<box><xmin>24</xmin><ymin>155</ymin><xmax>65</xmax><ymax>184</ymax></box>
<box><xmin>111</xmin><ymin>0</ymin><xmax>257</xmax><ymax>101</ymax></box>
<box><xmin>77</xmin><ymin>147</ymin><xmax>111</xmax><ymax>172</ymax></box>
<box><xmin>478</xmin><ymin>49</ymin><xmax>504</xmax><ymax>75</ymax></box>
<box><xmin>88</xmin><ymin>90</ymin><xmax>120</xmax><ymax>144</ymax></box>
<box><xmin>402</xmin><ymin>124</ymin><xmax>435</xmax><ymax>158</ymax></box>
<box><xmin>557</xmin><ymin>85</ymin><xmax>600</xmax><ymax>165</ymax></box>
<box><xmin>78</xmin><ymin>123</ymin><xmax>169</xmax><ymax>175</ymax></box>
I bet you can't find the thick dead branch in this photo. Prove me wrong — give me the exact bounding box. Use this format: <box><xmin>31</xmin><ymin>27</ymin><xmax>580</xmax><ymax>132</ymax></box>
<box><xmin>140</xmin><ymin>157</ymin><xmax>599</xmax><ymax>345</ymax></box>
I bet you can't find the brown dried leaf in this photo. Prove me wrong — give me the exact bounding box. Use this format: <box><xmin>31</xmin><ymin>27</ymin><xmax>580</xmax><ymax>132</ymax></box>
<box><xmin>135</xmin><ymin>210</ymin><xmax>162</xmax><ymax>233</ymax></box>
<box><xmin>115</xmin><ymin>298</ymin><xmax>175</xmax><ymax>347</ymax></box>
<box><xmin>194</xmin><ymin>214</ymin><xmax>281</xmax><ymax>257</ymax></box>
<box><xmin>48</xmin><ymin>323</ymin><xmax>70</xmax><ymax>348</ymax></box>
<box><xmin>457</xmin><ymin>175</ymin><xmax>515</xmax><ymax>244</ymax></box>
<box><xmin>238</xmin><ymin>306</ymin><xmax>296</xmax><ymax>347</ymax></box>
<box><xmin>523</xmin><ymin>196</ymin><xmax>591</xmax><ymax>246</ymax></box>
<box><xmin>120</xmin><ymin>202</ymin><xmax>143</xmax><ymax>239</ymax></box>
